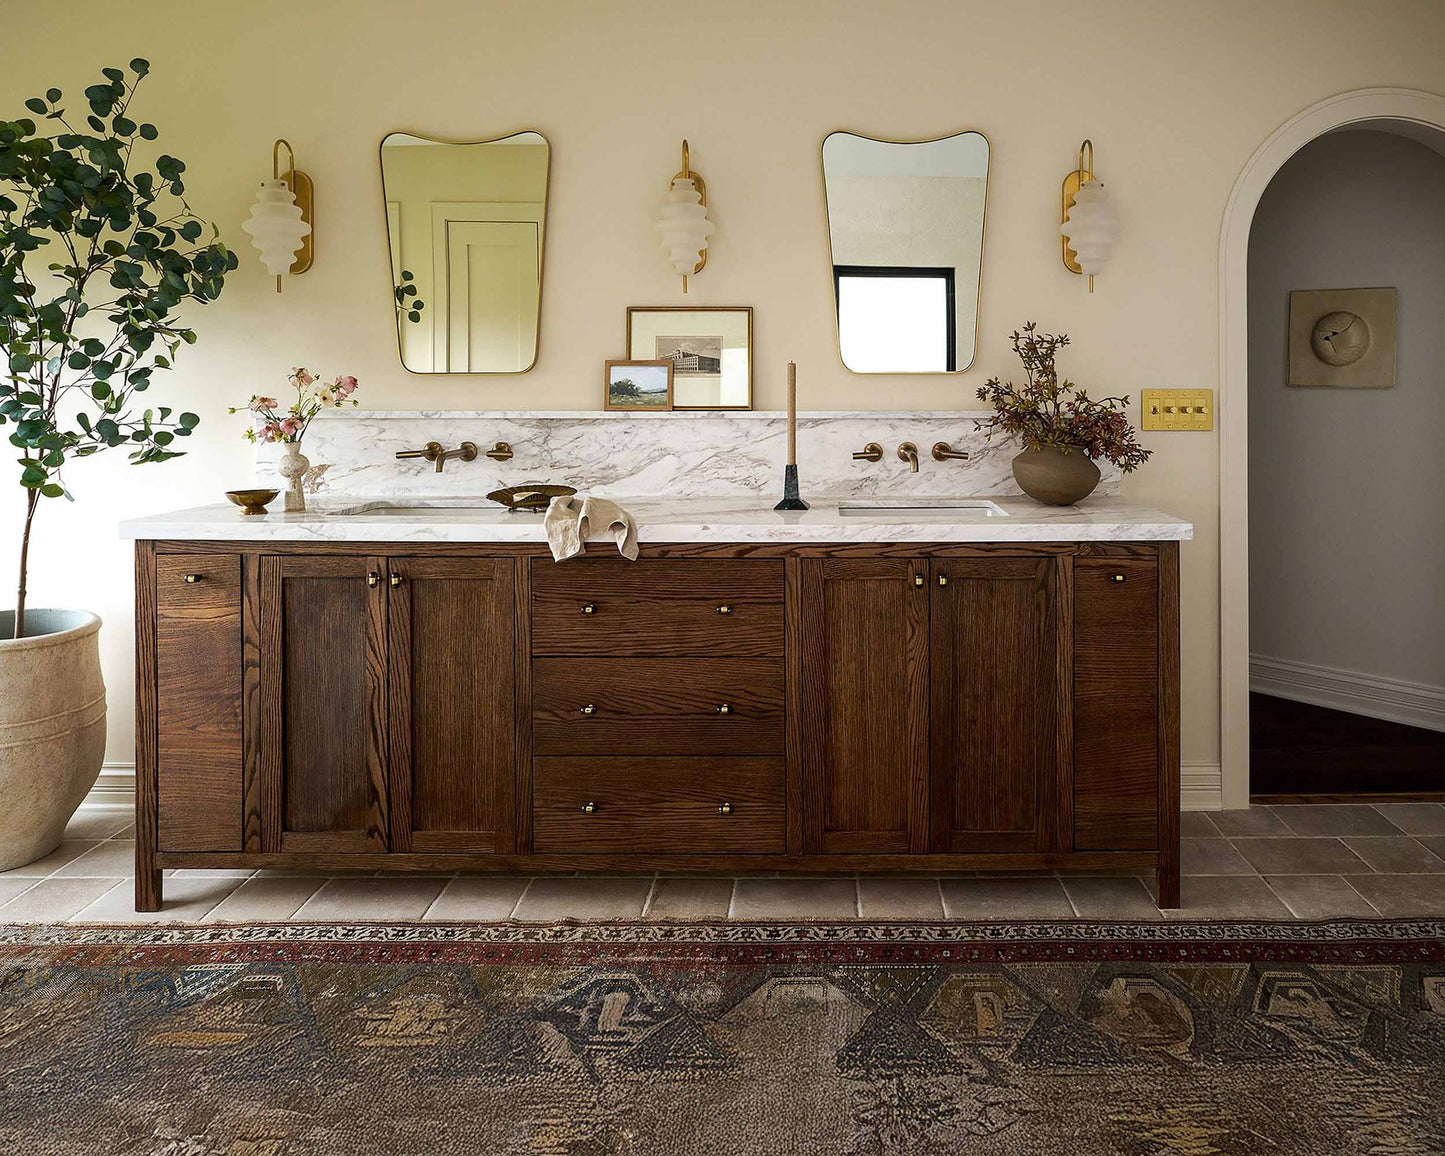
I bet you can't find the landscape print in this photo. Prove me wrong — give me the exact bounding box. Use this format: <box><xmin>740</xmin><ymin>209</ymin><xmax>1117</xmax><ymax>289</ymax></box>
<box><xmin>605</xmin><ymin>359</ymin><xmax>672</xmax><ymax>410</ymax></box>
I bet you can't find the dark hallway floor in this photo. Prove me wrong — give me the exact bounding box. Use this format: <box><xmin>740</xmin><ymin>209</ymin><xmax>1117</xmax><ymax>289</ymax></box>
<box><xmin>1250</xmin><ymin>692</ymin><xmax>1445</xmax><ymax>798</ymax></box>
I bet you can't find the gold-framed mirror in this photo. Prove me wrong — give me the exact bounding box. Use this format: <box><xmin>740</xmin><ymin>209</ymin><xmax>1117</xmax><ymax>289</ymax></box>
<box><xmin>822</xmin><ymin>129</ymin><xmax>990</xmax><ymax>374</ymax></box>
<box><xmin>380</xmin><ymin>129</ymin><xmax>550</xmax><ymax>374</ymax></box>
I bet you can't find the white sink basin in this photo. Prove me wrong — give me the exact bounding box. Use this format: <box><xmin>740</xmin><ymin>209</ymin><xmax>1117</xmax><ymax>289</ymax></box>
<box><xmin>837</xmin><ymin>498</ymin><xmax>1008</xmax><ymax>518</ymax></box>
<box><xmin>322</xmin><ymin>499</ymin><xmax>501</xmax><ymax>517</ymax></box>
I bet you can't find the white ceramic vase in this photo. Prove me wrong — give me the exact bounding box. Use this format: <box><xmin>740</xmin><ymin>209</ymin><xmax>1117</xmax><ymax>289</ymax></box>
<box><xmin>277</xmin><ymin>441</ymin><xmax>310</xmax><ymax>512</ymax></box>
<box><xmin>0</xmin><ymin>610</ymin><xmax>107</xmax><ymax>870</ymax></box>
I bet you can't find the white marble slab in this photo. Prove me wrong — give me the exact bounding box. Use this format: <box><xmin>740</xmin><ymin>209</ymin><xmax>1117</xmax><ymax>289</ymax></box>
<box><xmin>120</xmin><ymin>495</ymin><xmax>1192</xmax><ymax>544</ymax></box>
<box><xmin>252</xmin><ymin>409</ymin><xmax>1123</xmax><ymax>501</ymax></box>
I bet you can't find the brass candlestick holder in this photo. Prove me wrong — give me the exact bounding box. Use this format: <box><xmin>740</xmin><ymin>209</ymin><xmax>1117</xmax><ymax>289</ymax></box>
<box><xmin>774</xmin><ymin>360</ymin><xmax>810</xmax><ymax>511</ymax></box>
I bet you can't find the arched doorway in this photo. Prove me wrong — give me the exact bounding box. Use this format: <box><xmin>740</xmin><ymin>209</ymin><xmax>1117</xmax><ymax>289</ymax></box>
<box><xmin>1218</xmin><ymin>88</ymin><xmax>1445</xmax><ymax>807</ymax></box>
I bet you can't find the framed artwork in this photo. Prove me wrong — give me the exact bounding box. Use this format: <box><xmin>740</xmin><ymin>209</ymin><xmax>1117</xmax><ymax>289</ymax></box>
<box><xmin>626</xmin><ymin>306</ymin><xmax>752</xmax><ymax>409</ymax></box>
<box><xmin>604</xmin><ymin>359</ymin><xmax>673</xmax><ymax>410</ymax></box>
<box><xmin>1287</xmin><ymin>287</ymin><xmax>1397</xmax><ymax>388</ymax></box>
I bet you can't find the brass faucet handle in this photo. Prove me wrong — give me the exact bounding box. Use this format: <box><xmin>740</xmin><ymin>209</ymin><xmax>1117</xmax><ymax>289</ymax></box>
<box><xmin>852</xmin><ymin>442</ymin><xmax>884</xmax><ymax>462</ymax></box>
<box><xmin>932</xmin><ymin>441</ymin><xmax>970</xmax><ymax>462</ymax></box>
<box><xmin>898</xmin><ymin>442</ymin><xmax>920</xmax><ymax>472</ymax></box>
<box><xmin>458</xmin><ymin>441</ymin><xmax>480</xmax><ymax>462</ymax></box>
<box><xmin>483</xmin><ymin>441</ymin><xmax>512</xmax><ymax>461</ymax></box>
<box><xmin>396</xmin><ymin>440</ymin><xmax>443</xmax><ymax>462</ymax></box>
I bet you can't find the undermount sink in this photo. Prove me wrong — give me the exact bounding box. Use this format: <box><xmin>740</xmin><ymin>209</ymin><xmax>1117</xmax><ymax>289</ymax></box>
<box><xmin>836</xmin><ymin>498</ymin><xmax>1009</xmax><ymax>518</ymax></box>
<box><xmin>322</xmin><ymin>499</ymin><xmax>501</xmax><ymax>517</ymax></box>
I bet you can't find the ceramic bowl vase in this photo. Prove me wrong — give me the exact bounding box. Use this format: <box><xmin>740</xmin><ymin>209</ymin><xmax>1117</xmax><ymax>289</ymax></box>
<box><xmin>1011</xmin><ymin>445</ymin><xmax>1101</xmax><ymax>506</ymax></box>
<box><xmin>0</xmin><ymin>610</ymin><xmax>106</xmax><ymax>870</ymax></box>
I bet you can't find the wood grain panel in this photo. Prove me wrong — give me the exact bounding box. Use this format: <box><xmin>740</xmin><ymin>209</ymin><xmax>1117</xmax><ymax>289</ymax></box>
<box><xmin>1073</xmin><ymin>557</ymin><xmax>1159</xmax><ymax>851</ymax></box>
<box><xmin>513</xmin><ymin>556</ymin><xmax>533</xmax><ymax>853</ymax></box>
<box><xmin>533</xmin><ymin>756</ymin><xmax>785</xmax><ymax>854</ymax></box>
<box><xmin>241</xmin><ymin>554</ymin><xmax>262</xmax><ymax>852</ymax></box>
<box><xmin>930</xmin><ymin>557</ymin><xmax>1059</xmax><ymax>853</ymax></box>
<box><xmin>1156</xmin><ymin>541</ymin><xmax>1181</xmax><ymax>908</ymax></box>
<box><xmin>133</xmin><ymin>540</ymin><xmax>161</xmax><ymax>911</ymax></box>
<box><xmin>801</xmin><ymin>558</ymin><xmax>928</xmax><ymax>854</ymax></box>
<box><xmin>261</xmin><ymin>555</ymin><xmax>388</xmax><ymax>853</ymax></box>
<box><xmin>532</xmin><ymin>557</ymin><xmax>784</xmax><ymax>655</ymax></box>
<box><xmin>533</xmin><ymin>657</ymin><xmax>783</xmax><ymax>755</ymax></box>
<box><xmin>388</xmin><ymin>556</ymin><xmax>515</xmax><ymax>854</ymax></box>
<box><xmin>156</xmin><ymin>551</ymin><xmax>242</xmax><ymax>853</ymax></box>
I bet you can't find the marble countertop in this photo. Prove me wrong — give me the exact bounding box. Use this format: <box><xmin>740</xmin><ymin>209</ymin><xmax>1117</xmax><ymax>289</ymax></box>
<box><xmin>119</xmin><ymin>495</ymin><xmax>1193</xmax><ymax>543</ymax></box>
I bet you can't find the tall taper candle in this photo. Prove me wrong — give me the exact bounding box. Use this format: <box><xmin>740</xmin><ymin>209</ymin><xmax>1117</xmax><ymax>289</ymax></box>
<box><xmin>787</xmin><ymin>361</ymin><xmax>797</xmax><ymax>464</ymax></box>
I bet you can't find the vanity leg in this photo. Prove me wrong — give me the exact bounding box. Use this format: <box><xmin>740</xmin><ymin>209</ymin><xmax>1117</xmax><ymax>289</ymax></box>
<box><xmin>135</xmin><ymin>847</ymin><xmax>162</xmax><ymax>913</ymax></box>
<box><xmin>1156</xmin><ymin>855</ymin><xmax>1180</xmax><ymax>910</ymax></box>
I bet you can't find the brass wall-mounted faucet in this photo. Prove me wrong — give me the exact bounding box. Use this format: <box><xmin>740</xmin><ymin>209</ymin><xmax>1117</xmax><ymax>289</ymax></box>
<box><xmin>395</xmin><ymin>440</ymin><xmax>479</xmax><ymax>473</ymax></box>
<box><xmin>897</xmin><ymin>442</ymin><xmax>919</xmax><ymax>472</ymax></box>
<box><xmin>851</xmin><ymin>442</ymin><xmax>883</xmax><ymax>462</ymax></box>
<box><xmin>932</xmin><ymin>442</ymin><xmax>970</xmax><ymax>462</ymax></box>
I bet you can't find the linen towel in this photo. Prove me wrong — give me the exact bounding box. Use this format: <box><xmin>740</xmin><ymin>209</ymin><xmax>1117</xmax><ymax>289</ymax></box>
<box><xmin>544</xmin><ymin>495</ymin><xmax>639</xmax><ymax>562</ymax></box>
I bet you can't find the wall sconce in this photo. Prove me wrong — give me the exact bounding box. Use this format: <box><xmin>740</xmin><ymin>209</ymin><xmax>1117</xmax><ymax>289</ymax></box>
<box><xmin>242</xmin><ymin>139</ymin><xmax>313</xmax><ymax>293</ymax></box>
<box><xmin>655</xmin><ymin>139</ymin><xmax>713</xmax><ymax>293</ymax></box>
<box><xmin>1060</xmin><ymin>139</ymin><xmax>1119</xmax><ymax>293</ymax></box>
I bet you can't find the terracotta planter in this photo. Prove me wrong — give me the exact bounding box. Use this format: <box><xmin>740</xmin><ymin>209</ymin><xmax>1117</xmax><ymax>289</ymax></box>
<box><xmin>0</xmin><ymin>610</ymin><xmax>106</xmax><ymax>870</ymax></box>
<box><xmin>1011</xmin><ymin>445</ymin><xmax>1101</xmax><ymax>506</ymax></box>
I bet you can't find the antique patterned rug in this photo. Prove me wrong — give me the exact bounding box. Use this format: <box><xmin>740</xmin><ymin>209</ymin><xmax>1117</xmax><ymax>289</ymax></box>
<box><xmin>2</xmin><ymin>919</ymin><xmax>1444</xmax><ymax>1155</ymax></box>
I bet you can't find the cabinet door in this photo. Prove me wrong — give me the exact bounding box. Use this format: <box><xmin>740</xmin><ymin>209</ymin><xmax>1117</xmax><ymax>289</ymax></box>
<box><xmin>929</xmin><ymin>557</ymin><xmax>1062</xmax><ymax>853</ymax></box>
<box><xmin>260</xmin><ymin>556</ymin><xmax>388</xmax><ymax>853</ymax></box>
<box><xmin>387</xmin><ymin>556</ymin><xmax>516</xmax><ymax>853</ymax></box>
<box><xmin>1074</xmin><ymin>557</ymin><xmax>1158</xmax><ymax>849</ymax></box>
<box><xmin>801</xmin><ymin>558</ymin><xmax>928</xmax><ymax>854</ymax></box>
<box><xmin>155</xmin><ymin>553</ymin><xmax>246</xmax><ymax>851</ymax></box>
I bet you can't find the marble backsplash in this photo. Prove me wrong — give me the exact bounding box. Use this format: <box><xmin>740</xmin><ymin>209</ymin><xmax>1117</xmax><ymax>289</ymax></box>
<box><xmin>254</xmin><ymin>410</ymin><xmax>1121</xmax><ymax>500</ymax></box>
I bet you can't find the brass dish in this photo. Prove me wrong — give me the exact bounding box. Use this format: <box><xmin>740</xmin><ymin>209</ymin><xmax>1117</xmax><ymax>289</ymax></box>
<box><xmin>486</xmin><ymin>483</ymin><xmax>576</xmax><ymax>512</ymax></box>
<box><xmin>226</xmin><ymin>488</ymin><xmax>280</xmax><ymax>516</ymax></box>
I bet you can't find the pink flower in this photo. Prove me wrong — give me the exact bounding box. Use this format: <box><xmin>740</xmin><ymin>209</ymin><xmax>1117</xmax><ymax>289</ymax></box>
<box><xmin>259</xmin><ymin>423</ymin><xmax>282</xmax><ymax>442</ymax></box>
<box><xmin>249</xmin><ymin>396</ymin><xmax>278</xmax><ymax>413</ymax></box>
<box><xmin>280</xmin><ymin>416</ymin><xmax>302</xmax><ymax>437</ymax></box>
<box><xmin>335</xmin><ymin>375</ymin><xmax>359</xmax><ymax>398</ymax></box>
<box><xmin>289</xmin><ymin>367</ymin><xmax>316</xmax><ymax>387</ymax></box>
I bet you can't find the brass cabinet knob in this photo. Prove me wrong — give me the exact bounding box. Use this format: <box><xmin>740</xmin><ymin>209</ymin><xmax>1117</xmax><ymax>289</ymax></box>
<box><xmin>937</xmin><ymin>573</ymin><xmax>949</xmax><ymax>587</ymax></box>
<box><xmin>389</xmin><ymin>572</ymin><xmax>402</xmax><ymax>588</ymax></box>
<box><xmin>716</xmin><ymin>703</ymin><xmax>731</xmax><ymax>715</ymax></box>
<box><xmin>581</xmin><ymin>603</ymin><xmax>596</xmax><ymax>614</ymax></box>
<box><xmin>366</xmin><ymin>572</ymin><xmax>380</xmax><ymax>588</ymax></box>
<box><xmin>716</xmin><ymin>604</ymin><xmax>732</xmax><ymax>615</ymax></box>
<box><xmin>581</xmin><ymin>801</ymin><xmax>596</xmax><ymax>814</ymax></box>
<box><xmin>183</xmin><ymin>573</ymin><xmax>202</xmax><ymax>584</ymax></box>
<box><xmin>579</xmin><ymin>703</ymin><xmax>596</xmax><ymax>715</ymax></box>
<box><xmin>914</xmin><ymin>573</ymin><xmax>924</xmax><ymax>587</ymax></box>
<box><xmin>1110</xmin><ymin>573</ymin><xmax>1127</xmax><ymax>583</ymax></box>
<box><xmin>717</xmin><ymin>802</ymin><xmax>733</xmax><ymax>815</ymax></box>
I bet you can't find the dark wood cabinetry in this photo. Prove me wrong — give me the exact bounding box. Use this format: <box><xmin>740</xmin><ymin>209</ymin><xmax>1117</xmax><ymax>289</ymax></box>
<box><xmin>135</xmin><ymin>539</ymin><xmax>1179</xmax><ymax>910</ymax></box>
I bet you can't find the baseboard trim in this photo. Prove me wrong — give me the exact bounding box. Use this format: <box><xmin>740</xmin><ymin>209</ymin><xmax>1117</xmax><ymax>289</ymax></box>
<box><xmin>84</xmin><ymin>763</ymin><xmax>136</xmax><ymax>807</ymax></box>
<box><xmin>1180</xmin><ymin>762</ymin><xmax>1222</xmax><ymax>812</ymax></box>
<box><xmin>1250</xmin><ymin>654</ymin><xmax>1445</xmax><ymax>735</ymax></box>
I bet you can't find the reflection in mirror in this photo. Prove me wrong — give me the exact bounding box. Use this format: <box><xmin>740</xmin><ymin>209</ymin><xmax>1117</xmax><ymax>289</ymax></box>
<box><xmin>822</xmin><ymin>130</ymin><xmax>989</xmax><ymax>374</ymax></box>
<box><xmin>380</xmin><ymin>130</ymin><xmax>549</xmax><ymax>373</ymax></box>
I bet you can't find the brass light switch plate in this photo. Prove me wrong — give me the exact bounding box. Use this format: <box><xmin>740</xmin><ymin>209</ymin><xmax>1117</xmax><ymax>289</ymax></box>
<box><xmin>1141</xmin><ymin>389</ymin><xmax>1213</xmax><ymax>431</ymax></box>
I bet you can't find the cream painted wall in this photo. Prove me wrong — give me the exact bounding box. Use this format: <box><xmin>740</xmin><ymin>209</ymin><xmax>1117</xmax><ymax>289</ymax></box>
<box><xmin>6</xmin><ymin>0</ymin><xmax>1445</xmax><ymax>770</ymax></box>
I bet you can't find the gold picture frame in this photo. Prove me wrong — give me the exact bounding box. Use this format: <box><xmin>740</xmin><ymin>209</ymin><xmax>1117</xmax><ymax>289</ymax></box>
<box><xmin>604</xmin><ymin>359</ymin><xmax>673</xmax><ymax>411</ymax></box>
<box><xmin>626</xmin><ymin>306</ymin><xmax>753</xmax><ymax>410</ymax></box>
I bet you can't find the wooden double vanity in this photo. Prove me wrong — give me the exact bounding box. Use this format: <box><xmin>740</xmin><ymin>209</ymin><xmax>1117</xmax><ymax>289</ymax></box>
<box><xmin>129</xmin><ymin>504</ymin><xmax>1184</xmax><ymax>911</ymax></box>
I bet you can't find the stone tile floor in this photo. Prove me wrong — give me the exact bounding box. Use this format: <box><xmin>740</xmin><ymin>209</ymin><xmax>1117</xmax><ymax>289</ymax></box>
<box><xmin>2</xmin><ymin>802</ymin><xmax>1443</xmax><ymax>923</ymax></box>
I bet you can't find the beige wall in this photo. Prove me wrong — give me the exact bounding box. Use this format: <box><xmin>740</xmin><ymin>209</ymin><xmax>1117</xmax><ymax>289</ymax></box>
<box><xmin>1248</xmin><ymin>130</ymin><xmax>1445</xmax><ymax>690</ymax></box>
<box><xmin>6</xmin><ymin>0</ymin><xmax>1445</xmax><ymax>771</ymax></box>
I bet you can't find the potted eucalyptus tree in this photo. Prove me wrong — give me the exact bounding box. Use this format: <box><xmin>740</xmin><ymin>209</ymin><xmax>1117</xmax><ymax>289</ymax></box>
<box><xmin>0</xmin><ymin>61</ymin><xmax>236</xmax><ymax>868</ymax></box>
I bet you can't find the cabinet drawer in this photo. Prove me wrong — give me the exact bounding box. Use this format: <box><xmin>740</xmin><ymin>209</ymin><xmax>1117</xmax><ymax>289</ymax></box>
<box><xmin>1074</xmin><ymin>557</ymin><xmax>1159</xmax><ymax>850</ymax></box>
<box><xmin>157</xmin><ymin>553</ymin><xmax>241</xmax><ymax>614</ymax></box>
<box><xmin>533</xmin><ymin>756</ymin><xmax>785</xmax><ymax>854</ymax></box>
<box><xmin>534</xmin><ymin>658</ymin><xmax>784</xmax><ymax>755</ymax></box>
<box><xmin>532</xmin><ymin>558</ymin><xmax>783</xmax><ymax>656</ymax></box>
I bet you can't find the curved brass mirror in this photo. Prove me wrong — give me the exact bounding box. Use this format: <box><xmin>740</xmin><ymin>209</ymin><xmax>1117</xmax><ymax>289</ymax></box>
<box><xmin>380</xmin><ymin>130</ymin><xmax>550</xmax><ymax>374</ymax></box>
<box><xmin>822</xmin><ymin>130</ymin><xmax>989</xmax><ymax>374</ymax></box>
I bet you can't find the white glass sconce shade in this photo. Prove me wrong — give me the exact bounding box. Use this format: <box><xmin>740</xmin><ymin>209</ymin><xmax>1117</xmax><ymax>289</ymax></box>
<box><xmin>243</xmin><ymin>179</ymin><xmax>311</xmax><ymax>276</ymax></box>
<box><xmin>656</xmin><ymin>177</ymin><xmax>714</xmax><ymax>285</ymax></box>
<box><xmin>1061</xmin><ymin>179</ymin><xmax>1119</xmax><ymax>281</ymax></box>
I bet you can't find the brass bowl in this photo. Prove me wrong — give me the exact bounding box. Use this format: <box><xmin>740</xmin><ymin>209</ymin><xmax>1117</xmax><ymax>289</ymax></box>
<box><xmin>486</xmin><ymin>483</ymin><xmax>576</xmax><ymax>512</ymax></box>
<box><xmin>226</xmin><ymin>488</ymin><xmax>280</xmax><ymax>516</ymax></box>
